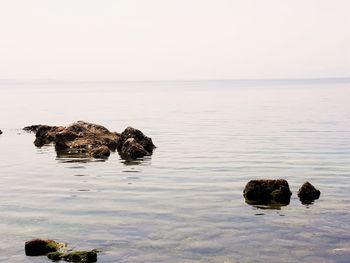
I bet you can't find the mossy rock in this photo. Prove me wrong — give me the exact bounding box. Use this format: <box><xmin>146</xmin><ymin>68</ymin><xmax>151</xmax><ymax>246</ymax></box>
<box><xmin>47</xmin><ymin>251</ymin><xmax>63</xmax><ymax>261</ymax></box>
<box><xmin>47</xmin><ymin>249</ymin><xmax>98</xmax><ymax>262</ymax></box>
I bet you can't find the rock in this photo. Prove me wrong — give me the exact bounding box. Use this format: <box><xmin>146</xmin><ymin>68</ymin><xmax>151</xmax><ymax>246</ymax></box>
<box><xmin>91</xmin><ymin>145</ymin><xmax>111</xmax><ymax>159</ymax></box>
<box><xmin>34</xmin><ymin>125</ymin><xmax>64</xmax><ymax>147</ymax></box>
<box><xmin>25</xmin><ymin>238</ymin><xmax>66</xmax><ymax>256</ymax></box>
<box><xmin>298</xmin><ymin>181</ymin><xmax>320</xmax><ymax>204</ymax></box>
<box><xmin>26</xmin><ymin>121</ymin><xmax>119</xmax><ymax>159</ymax></box>
<box><xmin>243</xmin><ymin>179</ymin><xmax>292</xmax><ymax>206</ymax></box>
<box><xmin>120</xmin><ymin>138</ymin><xmax>149</xmax><ymax>160</ymax></box>
<box><xmin>117</xmin><ymin>127</ymin><xmax>156</xmax><ymax>160</ymax></box>
<box><xmin>47</xmin><ymin>249</ymin><xmax>98</xmax><ymax>262</ymax></box>
<box><xmin>23</xmin><ymin>125</ymin><xmax>42</xmax><ymax>132</ymax></box>
<box><xmin>0</xmin><ymin>129</ymin><xmax>2</xmax><ymax>135</ymax></box>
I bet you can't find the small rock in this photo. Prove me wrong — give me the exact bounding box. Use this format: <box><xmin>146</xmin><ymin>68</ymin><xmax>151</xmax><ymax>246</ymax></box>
<box><xmin>243</xmin><ymin>179</ymin><xmax>292</xmax><ymax>206</ymax></box>
<box><xmin>34</xmin><ymin>125</ymin><xmax>64</xmax><ymax>147</ymax></box>
<box><xmin>91</xmin><ymin>145</ymin><xmax>111</xmax><ymax>159</ymax></box>
<box><xmin>25</xmin><ymin>238</ymin><xmax>65</xmax><ymax>256</ymax></box>
<box><xmin>120</xmin><ymin>138</ymin><xmax>149</xmax><ymax>160</ymax></box>
<box><xmin>298</xmin><ymin>181</ymin><xmax>320</xmax><ymax>204</ymax></box>
<box><xmin>47</xmin><ymin>251</ymin><xmax>63</xmax><ymax>261</ymax></box>
<box><xmin>0</xmin><ymin>129</ymin><xmax>2</xmax><ymax>135</ymax></box>
<box><xmin>47</xmin><ymin>249</ymin><xmax>98</xmax><ymax>262</ymax></box>
<box><xmin>117</xmin><ymin>127</ymin><xmax>155</xmax><ymax>160</ymax></box>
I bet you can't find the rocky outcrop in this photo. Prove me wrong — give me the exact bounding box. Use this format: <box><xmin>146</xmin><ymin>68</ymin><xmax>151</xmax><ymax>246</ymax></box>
<box><xmin>298</xmin><ymin>181</ymin><xmax>320</xmax><ymax>204</ymax></box>
<box><xmin>25</xmin><ymin>238</ymin><xmax>66</xmax><ymax>256</ymax></box>
<box><xmin>47</xmin><ymin>249</ymin><xmax>98</xmax><ymax>262</ymax></box>
<box><xmin>117</xmin><ymin>127</ymin><xmax>156</xmax><ymax>160</ymax></box>
<box><xmin>243</xmin><ymin>179</ymin><xmax>292</xmax><ymax>206</ymax></box>
<box><xmin>24</xmin><ymin>121</ymin><xmax>118</xmax><ymax>159</ymax></box>
<box><xmin>24</xmin><ymin>121</ymin><xmax>156</xmax><ymax>161</ymax></box>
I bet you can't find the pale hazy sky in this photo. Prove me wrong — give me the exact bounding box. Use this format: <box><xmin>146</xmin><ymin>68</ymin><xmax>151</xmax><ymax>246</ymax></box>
<box><xmin>0</xmin><ymin>0</ymin><xmax>349</xmax><ymax>81</ymax></box>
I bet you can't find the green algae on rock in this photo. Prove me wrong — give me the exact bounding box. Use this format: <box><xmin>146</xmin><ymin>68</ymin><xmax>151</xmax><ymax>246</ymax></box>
<box><xmin>47</xmin><ymin>249</ymin><xmax>98</xmax><ymax>262</ymax></box>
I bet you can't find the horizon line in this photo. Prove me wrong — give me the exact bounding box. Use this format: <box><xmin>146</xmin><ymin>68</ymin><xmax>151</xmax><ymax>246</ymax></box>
<box><xmin>0</xmin><ymin>76</ymin><xmax>350</xmax><ymax>84</ymax></box>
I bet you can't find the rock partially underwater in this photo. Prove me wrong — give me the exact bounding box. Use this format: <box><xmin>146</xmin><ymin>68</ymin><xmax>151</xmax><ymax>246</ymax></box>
<box><xmin>25</xmin><ymin>238</ymin><xmax>66</xmax><ymax>256</ymax></box>
<box><xmin>243</xmin><ymin>179</ymin><xmax>292</xmax><ymax>206</ymax></box>
<box><xmin>24</xmin><ymin>121</ymin><xmax>155</xmax><ymax>161</ymax></box>
<box><xmin>298</xmin><ymin>181</ymin><xmax>320</xmax><ymax>204</ymax></box>
<box><xmin>47</xmin><ymin>249</ymin><xmax>98</xmax><ymax>262</ymax></box>
<box><xmin>117</xmin><ymin>127</ymin><xmax>156</xmax><ymax>160</ymax></box>
<box><xmin>25</xmin><ymin>238</ymin><xmax>98</xmax><ymax>262</ymax></box>
<box><xmin>23</xmin><ymin>125</ymin><xmax>42</xmax><ymax>132</ymax></box>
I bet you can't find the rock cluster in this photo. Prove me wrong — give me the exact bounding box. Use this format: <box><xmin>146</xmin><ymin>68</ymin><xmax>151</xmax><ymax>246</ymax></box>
<box><xmin>25</xmin><ymin>238</ymin><xmax>97</xmax><ymax>262</ymax></box>
<box><xmin>298</xmin><ymin>181</ymin><xmax>321</xmax><ymax>204</ymax></box>
<box><xmin>243</xmin><ymin>179</ymin><xmax>321</xmax><ymax>207</ymax></box>
<box><xmin>243</xmin><ymin>179</ymin><xmax>292</xmax><ymax>206</ymax></box>
<box><xmin>24</xmin><ymin>121</ymin><xmax>155</xmax><ymax>160</ymax></box>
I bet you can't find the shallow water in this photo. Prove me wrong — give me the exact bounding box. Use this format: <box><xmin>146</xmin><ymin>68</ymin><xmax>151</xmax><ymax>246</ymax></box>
<box><xmin>0</xmin><ymin>80</ymin><xmax>350</xmax><ymax>262</ymax></box>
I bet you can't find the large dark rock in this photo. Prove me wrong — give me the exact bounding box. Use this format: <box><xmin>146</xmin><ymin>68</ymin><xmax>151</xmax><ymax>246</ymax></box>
<box><xmin>25</xmin><ymin>238</ymin><xmax>65</xmax><ymax>256</ymax></box>
<box><xmin>298</xmin><ymin>181</ymin><xmax>320</xmax><ymax>204</ymax></box>
<box><xmin>243</xmin><ymin>179</ymin><xmax>292</xmax><ymax>206</ymax></box>
<box><xmin>0</xmin><ymin>129</ymin><xmax>2</xmax><ymax>135</ymax></box>
<box><xmin>117</xmin><ymin>127</ymin><xmax>156</xmax><ymax>160</ymax></box>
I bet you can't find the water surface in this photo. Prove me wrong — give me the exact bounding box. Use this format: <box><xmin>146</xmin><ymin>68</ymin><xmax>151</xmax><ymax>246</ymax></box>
<box><xmin>0</xmin><ymin>80</ymin><xmax>350</xmax><ymax>262</ymax></box>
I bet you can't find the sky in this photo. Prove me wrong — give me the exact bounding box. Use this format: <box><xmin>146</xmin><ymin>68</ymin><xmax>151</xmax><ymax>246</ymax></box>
<box><xmin>0</xmin><ymin>0</ymin><xmax>349</xmax><ymax>81</ymax></box>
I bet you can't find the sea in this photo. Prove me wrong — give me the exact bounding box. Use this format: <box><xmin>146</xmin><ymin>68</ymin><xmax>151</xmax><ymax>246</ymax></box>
<box><xmin>0</xmin><ymin>79</ymin><xmax>349</xmax><ymax>262</ymax></box>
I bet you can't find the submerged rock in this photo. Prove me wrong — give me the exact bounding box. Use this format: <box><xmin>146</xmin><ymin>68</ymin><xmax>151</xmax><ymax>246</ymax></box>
<box><xmin>298</xmin><ymin>181</ymin><xmax>320</xmax><ymax>204</ymax></box>
<box><xmin>243</xmin><ymin>179</ymin><xmax>292</xmax><ymax>206</ymax></box>
<box><xmin>47</xmin><ymin>249</ymin><xmax>98</xmax><ymax>262</ymax></box>
<box><xmin>117</xmin><ymin>127</ymin><xmax>156</xmax><ymax>160</ymax></box>
<box><xmin>25</xmin><ymin>238</ymin><xmax>66</xmax><ymax>256</ymax></box>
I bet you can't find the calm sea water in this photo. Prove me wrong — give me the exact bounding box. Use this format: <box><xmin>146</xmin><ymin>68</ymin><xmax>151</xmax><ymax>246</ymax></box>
<box><xmin>0</xmin><ymin>80</ymin><xmax>350</xmax><ymax>263</ymax></box>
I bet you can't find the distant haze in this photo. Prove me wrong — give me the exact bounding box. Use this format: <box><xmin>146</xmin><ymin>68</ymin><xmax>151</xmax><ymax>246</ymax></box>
<box><xmin>0</xmin><ymin>0</ymin><xmax>349</xmax><ymax>81</ymax></box>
